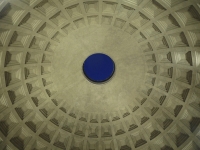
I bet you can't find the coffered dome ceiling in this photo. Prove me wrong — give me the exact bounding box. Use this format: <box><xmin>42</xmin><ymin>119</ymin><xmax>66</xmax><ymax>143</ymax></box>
<box><xmin>0</xmin><ymin>0</ymin><xmax>200</xmax><ymax>149</ymax></box>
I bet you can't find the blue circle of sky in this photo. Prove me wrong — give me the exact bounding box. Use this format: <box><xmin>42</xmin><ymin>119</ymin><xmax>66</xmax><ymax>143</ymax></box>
<box><xmin>83</xmin><ymin>53</ymin><xmax>115</xmax><ymax>82</ymax></box>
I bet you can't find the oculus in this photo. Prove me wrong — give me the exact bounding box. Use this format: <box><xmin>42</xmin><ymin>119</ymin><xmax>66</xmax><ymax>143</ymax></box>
<box><xmin>83</xmin><ymin>53</ymin><xmax>115</xmax><ymax>83</ymax></box>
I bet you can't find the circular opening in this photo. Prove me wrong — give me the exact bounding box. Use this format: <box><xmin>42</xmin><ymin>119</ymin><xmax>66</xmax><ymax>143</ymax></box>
<box><xmin>83</xmin><ymin>53</ymin><xmax>115</xmax><ymax>83</ymax></box>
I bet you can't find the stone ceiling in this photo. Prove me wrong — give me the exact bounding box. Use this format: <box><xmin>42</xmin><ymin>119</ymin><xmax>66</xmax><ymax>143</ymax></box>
<box><xmin>0</xmin><ymin>0</ymin><xmax>200</xmax><ymax>149</ymax></box>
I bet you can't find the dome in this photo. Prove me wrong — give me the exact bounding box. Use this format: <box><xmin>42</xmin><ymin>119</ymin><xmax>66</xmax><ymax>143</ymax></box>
<box><xmin>0</xmin><ymin>0</ymin><xmax>200</xmax><ymax>149</ymax></box>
